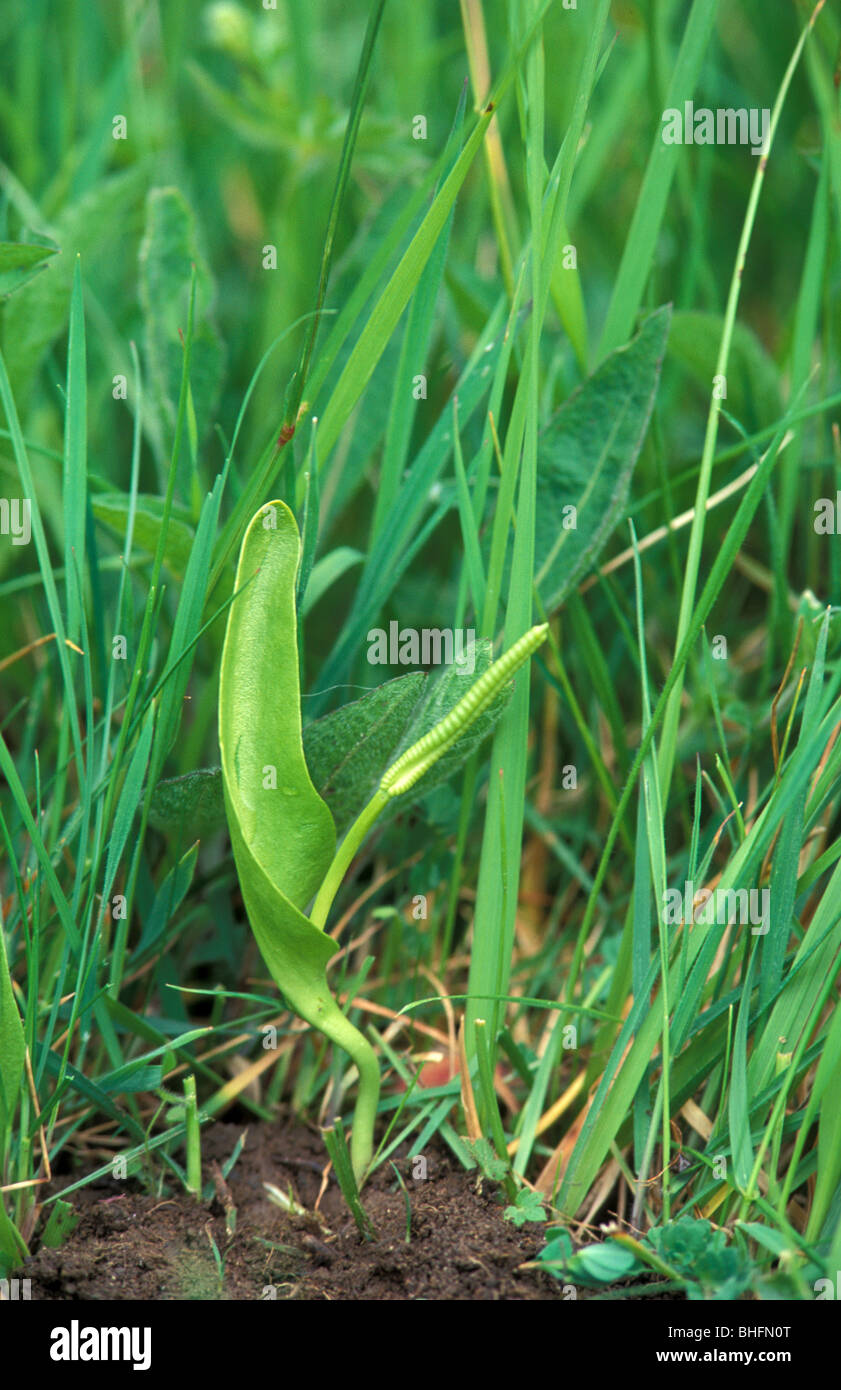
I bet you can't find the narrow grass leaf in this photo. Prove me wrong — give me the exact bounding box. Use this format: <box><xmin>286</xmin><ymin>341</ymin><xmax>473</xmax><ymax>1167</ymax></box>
<box><xmin>597</xmin><ymin>0</ymin><xmax>720</xmax><ymax>358</ymax></box>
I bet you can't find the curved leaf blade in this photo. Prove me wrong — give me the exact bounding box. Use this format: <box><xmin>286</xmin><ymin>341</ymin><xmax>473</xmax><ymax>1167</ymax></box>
<box><xmin>220</xmin><ymin>500</ymin><xmax>335</xmax><ymax>911</ymax></box>
<box><xmin>219</xmin><ymin>499</ymin><xmax>379</xmax><ymax>1181</ymax></box>
<box><xmin>534</xmin><ymin>306</ymin><xmax>670</xmax><ymax>613</ymax></box>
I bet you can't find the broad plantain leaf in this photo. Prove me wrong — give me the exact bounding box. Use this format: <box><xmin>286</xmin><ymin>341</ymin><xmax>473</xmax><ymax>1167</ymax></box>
<box><xmin>668</xmin><ymin>309</ymin><xmax>782</xmax><ymax>431</ymax></box>
<box><xmin>534</xmin><ymin>305</ymin><xmax>670</xmax><ymax>613</ymax></box>
<box><xmin>303</xmin><ymin>672</ymin><xmax>424</xmax><ymax>835</ymax></box>
<box><xmin>92</xmin><ymin>492</ymin><xmax>196</xmax><ymax>579</ymax></box>
<box><xmin>140</xmin><ymin>186</ymin><xmax>223</xmax><ymax>486</ymax></box>
<box><xmin>148</xmin><ymin>767</ymin><xmax>224</xmax><ymax>835</ymax></box>
<box><xmin>2</xmin><ymin>167</ymin><xmax>148</xmax><ymax>411</ymax></box>
<box><xmin>152</xmin><ymin>651</ymin><xmax>513</xmax><ymax>837</ymax></box>
<box><xmin>388</xmin><ymin>639</ymin><xmax>512</xmax><ymax>807</ymax></box>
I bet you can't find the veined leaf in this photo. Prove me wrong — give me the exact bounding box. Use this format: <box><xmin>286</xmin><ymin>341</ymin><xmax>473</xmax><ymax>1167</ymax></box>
<box><xmin>139</xmin><ymin>186</ymin><xmax>223</xmax><ymax>484</ymax></box>
<box><xmin>151</xmin><ymin>650</ymin><xmax>514</xmax><ymax>838</ymax></box>
<box><xmin>534</xmin><ymin>306</ymin><xmax>670</xmax><ymax>613</ymax></box>
<box><xmin>386</xmin><ymin>639</ymin><xmax>512</xmax><ymax>806</ymax></box>
<box><xmin>148</xmin><ymin>767</ymin><xmax>225</xmax><ymax>836</ymax></box>
<box><xmin>303</xmin><ymin>672</ymin><xmax>425</xmax><ymax>835</ymax></box>
<box><xmin>92</xmin><ymin>492</ymin><xmax>196</xmax><ymax>579</ymax></box>
<box><xmin>1</xmin><ymin>166</ymin><xmax>148</xmax><ymax>411</ymax></box>
<box><xmin>668</xmin><ymin>311</ymin><xmax>783</xmax><ymax>430</ymax></box>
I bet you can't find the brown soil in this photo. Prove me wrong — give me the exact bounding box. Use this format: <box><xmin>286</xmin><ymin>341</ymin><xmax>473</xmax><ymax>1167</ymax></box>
<box><xmin>24</xmin><ymin>1118</ymin><xmax>566</xmax><ymax>1301</ymax></box>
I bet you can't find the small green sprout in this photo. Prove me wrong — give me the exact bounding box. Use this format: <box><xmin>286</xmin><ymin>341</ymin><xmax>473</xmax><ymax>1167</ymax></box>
<box><xmin>219</xmin><ymin>500</ymin><xmax>547</xmax><ymax>1186</ymax></box>
<box><xmin>503</xmin><ymin>1189</ymin><xmax>547</xmax><ymax>1228</ymax></box>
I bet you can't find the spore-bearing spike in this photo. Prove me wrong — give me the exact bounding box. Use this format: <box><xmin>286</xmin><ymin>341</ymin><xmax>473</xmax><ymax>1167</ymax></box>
<box><xmin>380</xmin><ymin>623</ymin><xmax>549</xmax><ymax>798</ymax></box>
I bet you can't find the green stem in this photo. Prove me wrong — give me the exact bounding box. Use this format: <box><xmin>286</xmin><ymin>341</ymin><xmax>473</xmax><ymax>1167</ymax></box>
<box><xmin>184</xmin><ymin>1074</ymin><xmax>201</xmax><ymax>1198</ymax></box>
<box><xmin>310</xmin><ymin>788</ymin><xmax>389</xmax><ymax>930</ymax></box>
<box><xmin>310</xmin><ymin>997</ymin><xmax>381</xmax><ymax>1184</ymax></box>
<box><xmin>310</xmin><ymin>625</ymin><xmax>549</xmax><ymax>931</ymax></box>
<box><xmin>306</xmin><ymin>626</ymin><xmax>550</xmax><ymax>1177</ymax></box>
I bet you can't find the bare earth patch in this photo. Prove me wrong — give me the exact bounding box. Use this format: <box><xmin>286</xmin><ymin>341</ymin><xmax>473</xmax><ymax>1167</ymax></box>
<box><xmin>24</xmin><ymin>1119</ymin><xmax>565</xmax><ymax>1301</ymax></box>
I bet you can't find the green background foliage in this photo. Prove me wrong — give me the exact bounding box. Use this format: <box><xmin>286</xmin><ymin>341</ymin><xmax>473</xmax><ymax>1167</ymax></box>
<box><xmin>0</xmin><ymin>0</ymin><xmax>839</xmax><ymax>1296</ymax></box>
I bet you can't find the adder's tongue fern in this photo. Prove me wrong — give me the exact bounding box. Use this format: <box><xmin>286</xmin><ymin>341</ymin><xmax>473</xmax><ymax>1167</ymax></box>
<box><xmin>221</xmin><ymin>498</ymin><xmax>547</xmax><ymax>1187</ymax></box>
<box><xmin>309</xmin><ymin>622</ymin><xmax>549</xmax><ymax>929</ymax></box>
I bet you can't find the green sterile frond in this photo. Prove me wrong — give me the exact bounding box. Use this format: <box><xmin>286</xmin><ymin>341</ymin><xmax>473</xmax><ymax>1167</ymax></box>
<box><xmin>219</xmin><ymin>500</ymin><xmax>379</xmax><ymax>1183</ymax></box>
